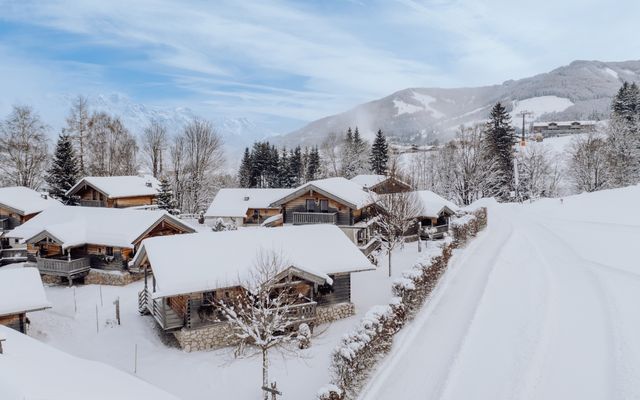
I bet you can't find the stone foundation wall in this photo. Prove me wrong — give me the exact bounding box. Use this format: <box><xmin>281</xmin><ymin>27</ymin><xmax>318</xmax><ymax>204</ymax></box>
<box><xmin>316</xmin><ymin>302</ymin><xmax>355</xmax><ymax>325</ymax></box>
<box><xmin>173</xmin><ymin>322</ymin><xmax>239</xmax><ymax>352</ymax></box>
<box><xmin>84</xmin><ymin>269</ymin><xmax>142</xmax><ymax>286</ymax></box>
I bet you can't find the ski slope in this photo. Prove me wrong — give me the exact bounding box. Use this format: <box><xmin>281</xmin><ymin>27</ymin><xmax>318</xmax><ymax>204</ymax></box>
<box><xmin>360</xmin><ymin>186</ymin><xmax>640</xmax><ymax>400</ymax></box>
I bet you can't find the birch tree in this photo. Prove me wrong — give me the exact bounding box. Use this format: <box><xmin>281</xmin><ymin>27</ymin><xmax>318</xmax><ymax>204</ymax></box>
<box><xmin>85</xmin><ymin>112</ymin><xmax>138</xmax><ymax>176</ymax></box>
<box><xmin>142</xmin><ymin>120</ymin><xmax>167</xmax><ymax>177</ymax></box>
<box><xmin>0</xmin><ymin>105</ymin><xmax>49</xmax><ymax>189</ymax></box>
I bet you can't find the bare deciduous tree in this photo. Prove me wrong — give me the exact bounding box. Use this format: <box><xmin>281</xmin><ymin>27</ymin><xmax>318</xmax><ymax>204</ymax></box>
<box><xmin>65</xmin><ymin>95</ymin><xmax>90</xmax><ymax>174</ymax></box>
<box><xmin>373</xmin><ymin>191</ymin><xmax>420</xmax><ymax>277</ymax></box>
<box><xmin>85</xmin><ymin>112</ymin><xmax>138</xmax><ymax>176</ymax></box>
<box><xmin>142</xmin><ymin>120</ymin><xmax>168</xmax><ymax>177</ymax></box>
<box><xmin>568</xmin><ymin>132</ymin><xmax>608</xmax><ymax>192</ymax></box>
<box><xmin>217</xmin><ymin>251</ymin><xmax>310</xmax><ymax>400</ymax></box>
<box><xmin>0</xmin><ymin>105</ymin><xmax>49</xmax><ymax>189</ymax></box>
<box><xmin>516</xmin><ymin>143</ymin><xmax>561</xmax><ymax>200</ymax></box>
<box><xmin>320</xmin><ymin>131</ymin><xmax>341</xmax><ymax>177</ymax></box>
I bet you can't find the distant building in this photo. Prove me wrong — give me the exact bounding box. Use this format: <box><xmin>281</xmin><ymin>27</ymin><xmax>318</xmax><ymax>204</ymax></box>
<box><xmin>531</xmin><ymin>120</ymin><xmax>597</xmax><ymax>138</ymax></box>
<box><xmin>66</xmin><ymin>175</ymin><xmax>160</xmax><ymax>208</ymax></box>
<box><xmin>204</xmin><ymin>188</ymin><xmax>293</xmax><ymax>226</ymax></box>
<box><xmin>351</xmin><ymin>174</ymin><xmax>413</xmax><ymax>194</ymax></box>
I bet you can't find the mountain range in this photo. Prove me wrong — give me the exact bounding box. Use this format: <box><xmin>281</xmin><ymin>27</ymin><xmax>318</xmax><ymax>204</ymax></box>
<box><xmin>275</xmin><ymin>60</ymin><xmax>640</xmax><ymax>147</ymax></box>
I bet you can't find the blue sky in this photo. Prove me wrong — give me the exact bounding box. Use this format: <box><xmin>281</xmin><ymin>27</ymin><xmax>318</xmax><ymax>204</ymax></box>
<box><xmin>1</xmin><ymin>0</ymin><xmax>639</xmax><ymax>133</ymax></box>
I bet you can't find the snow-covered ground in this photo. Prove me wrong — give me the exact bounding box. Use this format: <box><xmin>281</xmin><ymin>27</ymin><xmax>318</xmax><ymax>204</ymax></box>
<box><xmin>24</xmin><ymin>241</ymin><xmax>426</xmax><ymax>399</ymax></box>
<box><xmin>360</xmin><ymin>185</ymin><xmax>640</xmax><ymax>400</ymax></box>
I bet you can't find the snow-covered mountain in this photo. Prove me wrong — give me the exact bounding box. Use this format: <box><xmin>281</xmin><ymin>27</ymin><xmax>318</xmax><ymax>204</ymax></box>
<box><xmin>276</xmin><ymin>60</ymin><xmax>640</xmax><ymax>146</ymax></box>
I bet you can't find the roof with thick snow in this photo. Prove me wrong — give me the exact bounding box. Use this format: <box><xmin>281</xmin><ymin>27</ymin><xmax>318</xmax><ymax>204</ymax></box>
<box><xmin>6</xmin><ymin>206</ymin><xmax>194</xmax><ymax>250</ymax></box>
<box><xmin>67</xmin><ymin>175</ymin><xmax>160</xmax><ymax>199</ymax></box>
<box><xmin>0</xmin><ymin>325</ymin><xmax>180</xmax><ymax>400</ymax></box>
<box><xmin>133</xmin><ymin>225</ymin><xmax>375</xmax><ymax>298</ymax></box>
<box><xmin>0</xmin><ymin>267</ymin><xmax>50</xmax><ymax>317</ymax></box>
<box><xmin>204</xmin><ymin>188</ymin><xmax>294</xmax><ymax>218</ymax></box>
<box><xmin>413</xmin><ymin>190</ymin><xmax>460</xmax><ymax>218</ymax></box>
<box><xmin>271</xmin><ymin>177</ymin><xmax>376</xmax><ymax>209</ymax></box>
<box><xmin>0</xmin><ymin>186</ymin><xmax>61</xmax><ymax>216</ymax></box>
<box><xmin>351</xmin><ymin>174</ymin><xmax>387</xmax><ymax>188</ymax></box>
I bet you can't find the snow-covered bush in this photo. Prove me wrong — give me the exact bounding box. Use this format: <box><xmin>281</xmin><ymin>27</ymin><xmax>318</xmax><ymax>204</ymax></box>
<box><xmin>317</xmin><ymin>385</ymin><xmax>343</xmax><ymax>400</ymax></box>
<box><xmin>211</xmin><ymin>218</ymin><xmax>237</xmax><ymax>232</ymax></box>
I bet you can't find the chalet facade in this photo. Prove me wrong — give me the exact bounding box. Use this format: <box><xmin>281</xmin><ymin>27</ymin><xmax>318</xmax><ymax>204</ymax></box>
<box><xmin>132</xmin><ymin>225</ymin><xmax>374</xmax><ymax>351</ymax></box>
<box><xmin>0</xmin><ymin>268</ymin><xmax>50</xmax><ymax>334</ymax></box>
<box><xmin>269</xmin><ymin>177</ymin><xmax>380</xmax><ymax>255</ymax></box>
<box><xmin>411</xmin><ymin>190</ymin><xmax>459</xmax><ymax>239</ymax></box>
<box><xmin>351</xmin><ymin>174</ymin><xmax>413</xmax><ymax>194</ymax></box>
<box><xmin>531</xmin><ymin>120</ymin><xmax>597</xmax><ymax>138</ymax></box>
<box><xmin>6</xmin><ymin>207</ymin><xmax>195</xmax><ymax>284</ymax></box>
<box><xmin>204</xmin><ymin>188</ymin><xmax>293</xmax><ymax>226</ymax></box>
<box><xmin>66</xmin><ymin>175</ymin><xmax>160</xmax><ymax>208</ymax></box>
<box><xmin>0</xmin><ymin>186</ymin><xmax>61</xmax><ymax>233</ymax></box>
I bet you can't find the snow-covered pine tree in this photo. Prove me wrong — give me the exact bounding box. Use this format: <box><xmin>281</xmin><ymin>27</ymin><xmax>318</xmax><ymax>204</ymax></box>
<box><xmin>612</xmin><ymin>81</ymin><xmax>640</xmax><ymax>122</ymax></box>
<box><xmin>483</xmin><ymin>102</ymin><xmax>516</xmax><ymax>201</ymax></box>
<box><xmin>289</xmin><ymin>146</ymin><xmax>303</xmax><ymax>186</ymax></box>
<box><xmin>278</xmin><ymin>148</ymin><xmax>293</xmax><ymax>188</ymax></box>
<box><xmin>238</xmin><ymin>147</ymin><xmax>253</xmax><ymax>188</ymax></box>
<box><xmin>340</xmin><ymin>127</ymin><xmax>360</xmax><ymax>178</ymax></box>
<box><xmin>156</xmin><ymin>177</ymin><xmax>177</xmax><ymax>213</ymax></box>
<box><xmin>306</xmin><ymin>146</ymin><xmax>321</xmax><ymax>181</ymax></box>
<box><xmin>370</xmin><ymin>129</ymin><xmax>389</xmax><ymax>175</ymax></box>
<box><xmin>606</xmin><ymin>82</ymin><xmax>640</xmax><ymax>187</ymax></box>
<box><xmin>352</xmin><ymin>127</ymin><xmax>370</xmax><ymax>175</ymax></box>
<box><xmin>45</xmin><ymin>133</ymin><xmax>80</xmax><ymax>204</ymax></box>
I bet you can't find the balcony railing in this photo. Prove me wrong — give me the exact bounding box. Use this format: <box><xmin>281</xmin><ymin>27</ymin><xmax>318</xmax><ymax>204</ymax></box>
<box><xmin>421</xmin><ymin>224</ymin><xmax>449</xmax><ymax>239</ymax></box>
<box><xmin>36</xmin><ymin>256</ymin><xmax>91</xmax><ymax>275</ymax></box>
<box><xmin>79</xmin><ymin>199</ymin><xmax>107</xmax><ymax>207</ymax></box>
<box><xmin>292</xmin><ymin>212</ymin><xmax>337</xmax><ymax>225</ymax></box>
<box><xmin>0</xmin><ymin>248</ymin><xmax>28</xmax><ymax>264</ymax></box>
<box><xmin>287</xmin><ymin>301</ymin><xmax>317</xmax><ymax>323</ymax></box>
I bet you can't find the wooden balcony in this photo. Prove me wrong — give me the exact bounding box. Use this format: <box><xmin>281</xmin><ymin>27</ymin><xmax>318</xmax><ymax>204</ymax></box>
<box><xmin>79</xmin><ymin>199</ymin><xmax>107</xmax><ymax>207</ymax></box>
<box><xmin>287</xmin><ymin>301</ymin><xmax>317</xmax><ymax>323</ymax></box>
<box><xmin>292</xmin><ymin>212</ymin><xmax>337</xmax><ymax>225</ymax></box>
<box><xmin>36</xmin><ymin>256</ymin><xmax>91</xmax><ymax>276</ymax></box>
<box><xmin>0</xmin><ymin>248</ymin><xmax>28</xmax><ymax>265</ymax></box>
<box><xmin>138</xmin><ymin>289</ymin><xmax>185</xmax><ymax>331</ymax></box>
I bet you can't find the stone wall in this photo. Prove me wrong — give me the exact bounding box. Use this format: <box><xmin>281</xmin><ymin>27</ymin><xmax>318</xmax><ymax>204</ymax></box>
<box><xmin>316</xmin><ymin>302</ymin><xmax>355</xmax><ymax>325</ymax></box>
<box><xmin>83</xmin><ymin>269</ymin><xmax>143</xmax><ymax>286</ymax></box>
<box><xmin>173</xmin><ymin>322</ymin><xmax>238</xmax><ymax>352</ymax></box>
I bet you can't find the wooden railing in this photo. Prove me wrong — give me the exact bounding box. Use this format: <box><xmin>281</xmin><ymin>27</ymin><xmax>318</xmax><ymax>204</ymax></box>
<box><xmin>358</xmin><ymin>238</ymin><xmax>381</xmax><ymax>256</ymax></box>
<box><xmin>0</xmin><ymin>248</ymin><xmax>28</xmax><ymax>261</ymax></box>
<box><xmin>292</xmin><ymin>212</ymin><xmax>337</xmax><ymax>225</ymax></box>
<box><xmin>79</xmin><ymin>199</ymin><xmax>106</xmax><ymax>207</ymax></box>
<box><xmin>36</xmin><ymin>257</ymin><xmax>91</xmax><ymax>275</ymax></box>
<box><xmin>287</xmin><ymin>301</ymin><xmax>317</xmax><ymax>322</ymax></box>
<box><xmin>150</xmin><ymin>296</ymin><xmax>184</xmax><ymax>330</ymax></box>
<box><xmin>421</xmin><ymin>224</ymin><xmax>449</xmax><ymax>239</ymax></box>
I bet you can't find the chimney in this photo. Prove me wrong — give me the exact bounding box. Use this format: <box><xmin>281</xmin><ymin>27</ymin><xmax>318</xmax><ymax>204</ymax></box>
<box><xmin>40</xmin><ymin>193</ymin><xmax>48</xmax><ymax>199</ymax></box>
<box><xmin>145</xmin><ymin>181</ymin><xmax>152</xmax><ymax>188</ymax></box>
<box><xmin>243</xmin><ymin>196</ymin><xmax>250</xmax><ymax>201</ymax></box>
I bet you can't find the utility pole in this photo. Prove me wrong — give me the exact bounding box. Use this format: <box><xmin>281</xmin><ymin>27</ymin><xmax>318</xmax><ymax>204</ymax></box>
<box><xmin>517</xmin><ymin>110</ymin><xmax>533</xmax><ymax>146</ymax></box>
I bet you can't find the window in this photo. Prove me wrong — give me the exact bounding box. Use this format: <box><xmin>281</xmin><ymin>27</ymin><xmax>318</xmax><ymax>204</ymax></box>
<box><xmin>253</xmin><ymin>209</ymin><xmax>260</xmax><ymax>220</ymax></box>
<box><xmin>305</xmin><ymin>199</ymin><xmax>315</xmax><ymax>212</ymax></box>
<box><xmin>319</xmin><ymin>199</ymin><xmax>329</xmax><ymax>213</ymax></box>
<box><xmin>105</xmin><ymin>247</ymin><xmax>114</xmax><ymax>256</ymax></box>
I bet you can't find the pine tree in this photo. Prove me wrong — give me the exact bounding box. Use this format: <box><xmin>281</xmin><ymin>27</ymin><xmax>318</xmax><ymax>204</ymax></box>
<box><xmin>483</xmin><ymin>102</ymin><xmax>516</xmax><ymax>201</ymax></box>
<box><xmin>612</xmin><ymin>81</ymin><xmax>640</xmax><ymax>122</ymax></box>
<box><xmin>289</xmin><ymin>146</ymin><xmax>303</xmax><ymax>186</ymax></box>
<box><xmin>46</xmin><ymin>133</ymin><xmax>80</xmax><ymax>205</ymax></box>
<box><xmin>369</xmin><ymin>129</ymin><xmax>389</xmax><ymax>175</ymax></box>
<box><xmin>238</xmin><ymin>147</ymin><xmax>253</xmax><ymax>188</ymax></box>
<box><xmin>306</xmin><ymin>146</ymin><xmax>321</xmax><ymax>181</ymax></box>
<box><xmin>156</xmin><ymin>177</ymin><xmax>176</xmax><ymax>212</ymax></box>
<box><xmin>278</xmin><ymin>148</ymin><xmax>293</xmax><ymax>187</ymax></box>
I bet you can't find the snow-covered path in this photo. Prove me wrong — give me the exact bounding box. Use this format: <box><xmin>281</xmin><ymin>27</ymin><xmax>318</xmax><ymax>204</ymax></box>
<box><xmin>360</xmin><ymin>188</ymin><xmax>640</xmax><ymax>400</ymax></box>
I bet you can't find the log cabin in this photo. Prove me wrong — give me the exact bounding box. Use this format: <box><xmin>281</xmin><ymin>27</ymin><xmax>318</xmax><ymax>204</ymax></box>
<box><xmin>5</xmin><ymin>206</ymin><xmax>195</xmax><ymax>284</ymax></box>
<box><xmin>269</xmin><ymin>177</ymin><xmax>381</xmax><ymax>255</ymax></box>
<box><xmin>0</xmin><ymin>325</ymin><xmax>180</xmax><ymax>400</ymax></box>
<box><xmin>0</xmin><ymin>186</ymin><xmax>61</xmax><ymax>233</ymax></box>
<box><xmin>66</xmin><ymin>175</ymin><xmax>160</xmax><ymax>208</ymax></box>
<box><xmin>203</xmin><ymin>188</ymin><xmax>293</xmax><ymax>227</ymax></box>
<box><xmin>411</xmin><ymin>190</ymin><xmax>459</xmax><ymax>239</ymax></box>
<box><xmin>0</xmin><ymin>268</ymin><xmax>50</xmax><ymax>334</ymax></box>
<box><xmin>131</xmin><ymin>225</ymin><xmax>374</xmax><ymax>350</ymax></box>
<box><xmin>351</xmin><ymin>174</ymin><xmax>413</xmax><ymax>194</ymax></box>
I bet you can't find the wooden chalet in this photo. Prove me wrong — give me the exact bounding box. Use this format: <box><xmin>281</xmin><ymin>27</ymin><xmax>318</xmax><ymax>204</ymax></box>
<box><xmin>66</xmin><ymin>175</ymin><xmax>160</xmax><ymax>208</ymax></box>
<box><xmin>0</xmin><ymin>268</ymin><xmax>50</xmax><ymax>334</ymax></box>
<box><xmin>5</xmin><ymin>206</ymin><xmax>195</xmax><ymax>284</ymax></box>
<box><xmin>204</xmin><ymin>188</ymin><xmax>293</xmax><ymax>226</ymax></box>
<box><xmin>269</xmin><ymin>177</ymin><xmax>381</xmax><ymax>255</ymax></box>
<box><xmin>351</xmin><ymin>174</ymin><xmax>413</xmax><ymax>194</ymax></box>
<box><xmin>131</xmin><ymin>225</ymin><xmax>374</xmax><ymax>344</ymax></box>
<box><xmin>412</xmin><ymin>190</ymin><xmax>459</xmax><ymax>239</ymax></box>
<box><xmin>0</xmin><ymin>186</ymin><xmax>61</xmax><ymax>233</ymax></box>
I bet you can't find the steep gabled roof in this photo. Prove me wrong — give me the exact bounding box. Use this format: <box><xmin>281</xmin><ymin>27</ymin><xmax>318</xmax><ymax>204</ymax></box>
<box><xmin>0</xmin><ymin>267</ymin><xmax>50</xmax><ymax>317</ymax></box>
<box><xmin>204</xmin><ymin>188</ymin><xmax>294</xmax><ymax>218</ymax></box>
<box><xmin>66</xmin><ymin>175</ymin><xmax>160</xmax><ymax>199</ymax></box>
<box><xmin>351</xmin><ymin>174</ymin><xmax>412</xmax><ymax>191</ymax></box>
<box><xmin>6</xmin><ymin>206</ymin><xmax>194</xmax><ymax>249</ymax></box>
<box><xmin>270</xmin><ymin>177</ymin><xmax>375</xmax><ymax>209</ymax></box>
<box><xmin>0</xmin><ymin>186</ymin><xmax>61</xmax><ymax>216</ymax></box>
<box><xmin>132</xmin><ymin>225</ymin><xmax>375</xmax><ymax>298</ymax></box>
<box><xmin>0</xmin><ymin>325</ymin><xmax>180</xmax><ymax>400</ymax></box>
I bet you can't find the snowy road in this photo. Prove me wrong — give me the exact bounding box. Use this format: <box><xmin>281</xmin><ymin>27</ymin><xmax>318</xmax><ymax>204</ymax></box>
<box><xmin>360</xmin><ymin>188</ymin><xmax>640</xmax><ymax>400</ymax></box>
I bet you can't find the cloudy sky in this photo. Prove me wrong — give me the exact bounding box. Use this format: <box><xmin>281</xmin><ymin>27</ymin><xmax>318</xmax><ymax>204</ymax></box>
<box><xmin>0</xmin><ymin>0</ymin><xmax>638</xmax><ymax>133</ymax></box>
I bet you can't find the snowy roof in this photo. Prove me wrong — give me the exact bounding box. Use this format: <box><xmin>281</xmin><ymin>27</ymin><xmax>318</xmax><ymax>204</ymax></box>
<box><xmin>0</xmin><ymin>267</ymin><xmax>50</xmax><ymax>317</ymax></box>
<box><xmin>0</xmin><ymin>325</ymin><xmax>180</xmax><ymax>400</ymax></box>
<box><xmin>0</xmin><ymin>186</ymin><xmax>61</xmax><ymax>216</ymax></box>
<box><xmin>270</xmin><ymin>177</ymin><xmax>376</xmax><ymax>209</ymax></box>
<box><xmin>532</xmin><ymin>120</ymin><xmax>597</xmax><ymax>128</ymax></box>
<box><xmin>204</xmin><ymin>188</ymin><xmax>294</xmax><ymax>218</ymax></box>
<box><xmin>133</xmin><ymin>225</ymin><xmax>375</xmax><ymax>298</ymax></box>
<box><xmin>67</xmin><ymin>175</ymin><xmax>160</xmax><ymax>199</ymax></box>
<box><xmin>351</xmin><ymin>174</ymin><xmax>412</xmax><ymax>191</ymax></box>
<box><xmin>6</xmin><ymin>206</ymin><xmax>194</xmax><ymax>250</ymax></box>
<box><xmin>413</xmin><ymin>190</ymin><xmax>460</xmax><ymax>218</ymax></box>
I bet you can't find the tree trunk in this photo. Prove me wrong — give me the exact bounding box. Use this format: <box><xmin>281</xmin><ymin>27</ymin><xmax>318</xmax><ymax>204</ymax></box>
<box><xmin>262</xmin><ymin>348</ymin><xmax>269</xmax><ymax>400</ymax></box>
<box><xmin>388</xmin><ymin>250</ymin><xmax>392</xmax><ymax>277</ymax></box>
